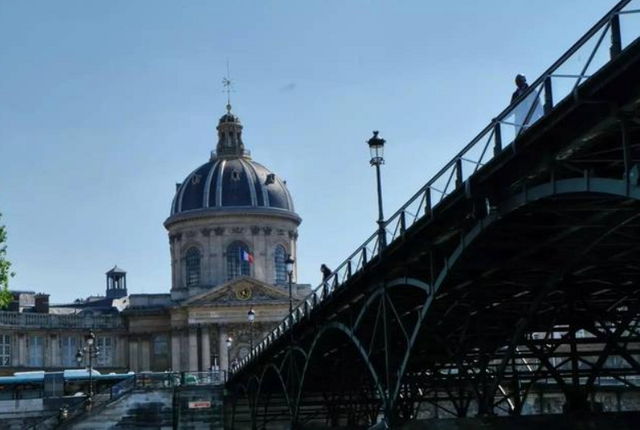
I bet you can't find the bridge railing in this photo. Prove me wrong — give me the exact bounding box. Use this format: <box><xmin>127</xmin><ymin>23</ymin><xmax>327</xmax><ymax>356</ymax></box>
<box><xmin>234</xmin><ymin>0</ymin><xmax>640</xmax><ymax>374</ymax></box>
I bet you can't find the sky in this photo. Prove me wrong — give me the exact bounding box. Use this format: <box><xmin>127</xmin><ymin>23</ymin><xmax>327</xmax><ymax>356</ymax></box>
<box><xmin>0</xmin><ymin>0</ymin><xmax>623</xmax><ymax>303</ymax></box>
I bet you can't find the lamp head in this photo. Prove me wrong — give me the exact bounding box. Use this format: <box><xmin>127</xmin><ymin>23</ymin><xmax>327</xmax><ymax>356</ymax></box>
<box><xmin>247</xmin><ymin>308</ymin><xmax>256</xmax><ymax>323</ymax></box>
<box><xmin>86</xmin><ymin>332</ymin><xmax>95</xmax><ymax>346</ymax></box>
<box><xmin>367</xmin><ymin>131</ymin><xmax>386</xmax><ymax>165</ymax></box>
<box><xmin>285</xmin><ymin>254</ymin><xmax>295</xmax><ymax>274</ymax></box>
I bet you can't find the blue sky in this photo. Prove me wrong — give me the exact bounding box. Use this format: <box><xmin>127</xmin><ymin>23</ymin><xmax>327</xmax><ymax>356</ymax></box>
<box><xmin>0</xmin><ymin>0</ymin><xmax>619</xmax><ymax>302</ymax></box>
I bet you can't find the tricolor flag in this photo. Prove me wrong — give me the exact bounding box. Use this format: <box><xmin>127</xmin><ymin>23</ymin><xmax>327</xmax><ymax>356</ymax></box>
<box><xmin>242</xmin><ymin>250</ymin><xmax>254</xmax><ymax>264</ymax></box>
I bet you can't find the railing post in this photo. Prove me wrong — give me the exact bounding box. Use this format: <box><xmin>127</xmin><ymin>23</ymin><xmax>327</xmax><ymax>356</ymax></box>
<box><xmin>493</xmin><ymin>122</ymin><xmax>502</xmax><ymax>156</ymax></box>
<box><xmin>400</xmin><ymin>210</ymin><xmax>406</xmax><ymax>236</ymax></box>
<box><xmin>543</xmin><ymin>76</ymin><xmax>553</xmax><ymax>114</ymax></box>
<box><xmin>347</xmin><ymin>260</ymin><xmax>352</xmax><ymax>278</ymax></box>
<box><xmin>455</xmin><ymin>158</ymin><xmax>463</xmax><ymax>188</ymax></box>
<box><xmin>362</xmin><ymin>247</ymin><xmax>368</xmax><ymax>266</ymax></box>
<box><xmin>610</xmin><ymin>13</ymin><xmax>622</xmax><ymax>59</ymax></box>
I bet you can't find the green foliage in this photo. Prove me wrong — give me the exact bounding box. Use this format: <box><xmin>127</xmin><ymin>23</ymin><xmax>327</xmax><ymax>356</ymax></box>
<box><xmin>0</xmin><ymin>212</ymin><xmax>15</xmax><ymax>310</ymax></box>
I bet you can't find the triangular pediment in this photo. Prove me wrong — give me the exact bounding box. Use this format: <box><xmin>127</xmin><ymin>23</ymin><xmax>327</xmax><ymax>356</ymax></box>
<box><xmin>181</xmin><ymin>276</ymin><xmax>292</xmax><ymax>306</ymax></box>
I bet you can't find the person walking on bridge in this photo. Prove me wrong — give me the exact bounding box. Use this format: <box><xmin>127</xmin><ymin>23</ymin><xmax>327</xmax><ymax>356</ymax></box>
<box><xmin>511</xmin><ymin>73</ymin><xmax>543</xmax><ymax>135</ymax></box>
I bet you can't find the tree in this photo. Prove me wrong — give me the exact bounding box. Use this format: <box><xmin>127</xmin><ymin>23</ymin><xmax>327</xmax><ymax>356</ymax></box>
<box><xmin>0</xmin><ymin>211</ymin><xmax>14</xmax><ymax>310</ymax></box>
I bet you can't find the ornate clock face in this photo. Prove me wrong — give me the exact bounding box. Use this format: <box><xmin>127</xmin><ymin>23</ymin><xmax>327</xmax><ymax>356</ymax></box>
<box><xmin>236</xmin><ymin>285</ymin><xmax>252</xmax><ymax>300</ymax></box>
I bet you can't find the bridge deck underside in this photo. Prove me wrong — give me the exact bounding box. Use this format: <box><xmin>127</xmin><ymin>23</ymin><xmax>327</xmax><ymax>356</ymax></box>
<box><xmin>228</xmin><ymin>22</ymin><xmax>640</xmax><ymax>430</ymax></box>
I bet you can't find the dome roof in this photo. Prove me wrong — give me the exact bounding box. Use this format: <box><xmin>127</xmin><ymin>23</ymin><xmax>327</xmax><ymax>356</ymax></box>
<box><xmin>168</xmin><ymin>106</ymin><xmax>297</xmax><ymax>220</ymax></box>
<box><xmin>170</xmin><ymin>158</ymin><xmax>295</xmax><ymax>216</ymax></box>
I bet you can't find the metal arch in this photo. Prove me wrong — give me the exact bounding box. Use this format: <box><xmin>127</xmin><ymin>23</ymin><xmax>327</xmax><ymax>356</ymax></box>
<box><xmin>387</xmin><ymin>177</ymin><xmax>640</xmax><ymax>417</ymax></box>
<box><xmin>446</xmin><ymin>177</ymin><xmax>640</xmax><ymax>412</ymax></box>
<box><xmin>252</xmin><ymin>345</ymin><xmax>308</xmax><ymax>424</ymax></box>
<box><xmin>353</xmin><ymin>277</ymin><xmax>431</xmax><ymax>331</ymax></box>
<box><xmin>276</xmin><ymin>345</ymin><xmax>309</xmax><ymax>374</ymax></box>
<box><xmin>431</xmin><ymin>177</ymin><xmax>640</xmax><ymax>301</ymax></box>
<box><xmin>242</xmin><ymin>373</ymin><xmax>262</xmax><ymax>425</ymax></box>
<box><xmin>254</xmin><ymin>362</ymin><xmax>294</xmax><ymax>423</ymax></box>
<box><xmin>292</xmin><ymin>322</ymin><xmax>388</xmax><ymax>424</ymax></box>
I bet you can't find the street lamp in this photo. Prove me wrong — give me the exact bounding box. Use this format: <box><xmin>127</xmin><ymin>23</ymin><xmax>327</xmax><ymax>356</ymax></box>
<box><xmin>247</xmin><ymin>308</ymin><xmax>256</xmax><ymax>350</ymax></box>
<box><xmin>367</xmin><ymin>131</ymin><xmax>387</xmax><ymax>249</ymax></box>
<box><xmin>285</xmin><ymin>254</ymin><xmax>295</xmax><ymax>326</ymax></box>
<box><xmin>226</xmin><ymin>335</ymin><xmax>233</xmax><ymax>372</ymax></box>
<box><xmin>76</xmin><ymin>331</ymin><xmax>99</xmax><ymax>401</ymax></box>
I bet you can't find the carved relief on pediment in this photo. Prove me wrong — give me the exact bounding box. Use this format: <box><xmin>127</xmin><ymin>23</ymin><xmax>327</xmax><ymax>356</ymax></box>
<box><xmin>185</xmin><ymin>279</ymin><xmax>289</xmax><ymax>306</ymax></box>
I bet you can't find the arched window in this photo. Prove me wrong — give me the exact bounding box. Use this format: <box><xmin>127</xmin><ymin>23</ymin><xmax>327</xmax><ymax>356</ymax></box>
<box><xmin>227</xmin><ymin>242</ymin><xmax>251</xmax><ymax>281</ymax></box>
<box><xmin>274</xmin><ymin>245</ymin><xmax>287</xmax><ymax>285</ymax></box>
<box><xmin>185</xmin><ymin>247</ymin><xmax>201</xmax><ymax>287</ymax></box>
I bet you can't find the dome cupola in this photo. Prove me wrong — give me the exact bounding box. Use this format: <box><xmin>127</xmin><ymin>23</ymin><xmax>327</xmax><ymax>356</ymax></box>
<box><xmin>216</xmin><ymin>104</ymin><xmax>246</xmax><ymax>158</ymax></box>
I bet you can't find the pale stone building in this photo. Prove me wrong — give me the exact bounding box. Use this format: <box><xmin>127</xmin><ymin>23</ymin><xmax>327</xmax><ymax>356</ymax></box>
<box><xmin>0</xmin><ymin>104</ymin><xmax>308</xmax><ymax>375</ymax></box>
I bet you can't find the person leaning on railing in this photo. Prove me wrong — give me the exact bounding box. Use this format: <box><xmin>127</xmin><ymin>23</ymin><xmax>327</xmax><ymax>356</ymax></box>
<box><xmin>511</xmin><ymin>74</ymin><xmax>543</xmax><ymax>134</ymax></box>
<box><xmin>320</xmin><ymin>264</ymin><xmax>332</xmax><ymax>284</ymax></box>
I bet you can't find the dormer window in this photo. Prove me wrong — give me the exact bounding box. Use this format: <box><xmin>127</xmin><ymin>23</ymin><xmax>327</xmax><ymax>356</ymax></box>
<box><xmin>231</xmin><ymin>169</ymin><xmax>241</xmax><ymax>181</ymax></box>
<box><xmin>191</xmin><ymin>174</ymin><xmax>201</xmax><ymax>185</ymax></box>
<box><xmin>265</xmin><ymin>173</ymin><xmax>275</xmax><ymax>185</ymax></box>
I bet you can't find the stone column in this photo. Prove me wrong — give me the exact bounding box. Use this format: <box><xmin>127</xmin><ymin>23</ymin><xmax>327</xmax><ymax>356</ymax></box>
<box><xmin>49</xmin><ymin>334</ymin><xmax>59</xmax><ymax>368</ymax></box>
<box><xmin>171</xmin><ymin>331</ymin><xmax>181</xmax><ymax>371</ymax></box>
<box><xmin>141</xmin><ymin>338</ymin><xmax>151</xmax><ymax>371</ymax></box>
<box><xmin>188</xmin><ymin>328</ymin><xmax>198</xmax><ymax>371</ymax></box>
<box><xmin>219</xmin><ymin>327</ymin><xmax>228</xmax><ymax>371</ymax></box>
<box><xmin>129</xmin><ymin>340</ymin><xmax>139</xmax><ymax>372</ymax></box>
<box><xmin>201</xmin><ymin>326</ymin><xmax>211</xmax><ymax>371</ymax></box>
<box><xmin>117</xmin><ymin>335</ymin><xmax>127</xmax><ymax>368</ymax></box>
<box><xmin>18</xmin><ymin>334</ymin><xmax>27</xmax><ymax>367</ymax></box>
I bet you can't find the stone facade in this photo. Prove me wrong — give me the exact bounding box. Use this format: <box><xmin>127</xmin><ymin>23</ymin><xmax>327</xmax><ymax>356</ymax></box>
<box><xmin>166</xmin><ymin>211</ymin><xmax>299</xmax><ymax>301</ymax></box>
<box><xmin>0</xmin><ymin>104</ymin><xmax>308</xmax><ymax>375</ymax></box>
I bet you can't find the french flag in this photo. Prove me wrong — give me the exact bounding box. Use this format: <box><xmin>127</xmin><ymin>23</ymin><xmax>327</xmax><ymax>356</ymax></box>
<box><xmin>242</xmin><ymin>250</ymin><xmax>254</xmax><ymax>264</ymax></box>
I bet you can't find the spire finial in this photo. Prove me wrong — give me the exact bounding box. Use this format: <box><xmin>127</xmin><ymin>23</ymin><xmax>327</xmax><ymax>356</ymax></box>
<box><xmin>222</xmin><ymin>59</ymin><xmax>234</xmax><ymax>113</ymax></box>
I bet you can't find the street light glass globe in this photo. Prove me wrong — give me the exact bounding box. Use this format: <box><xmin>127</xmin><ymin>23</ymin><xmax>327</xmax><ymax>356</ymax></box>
<box><xmin>285</xmin><ymin>255</ymin><xmax>295</xmax><ymax>274</ymax></box>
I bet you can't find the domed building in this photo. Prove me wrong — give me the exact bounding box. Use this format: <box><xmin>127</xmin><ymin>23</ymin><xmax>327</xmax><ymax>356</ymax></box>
<box><xmin>0</xmin><ymin>103</ymin><xmax>308</xmax><ymax>378</ymax></box>
<box><xmin>122</xmin><ymin>104</ymin><xmax>309</xmax><ymax>373</ymax></box>
<box><xmin>166</xmin><ymin>106</ymin><xmax>300</xmax><ymax>300</ymax></box>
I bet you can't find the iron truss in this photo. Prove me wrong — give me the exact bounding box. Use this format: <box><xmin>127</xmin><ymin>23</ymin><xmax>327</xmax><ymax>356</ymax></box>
<box><xmin>227</xmin><ymin>1</ymin><xmax>640</xmax><ymax>428</ymax></box>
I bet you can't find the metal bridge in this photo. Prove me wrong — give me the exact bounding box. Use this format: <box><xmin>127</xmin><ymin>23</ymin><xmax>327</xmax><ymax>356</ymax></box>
<box><xmin>227</xmin><ymin>1</ymin><xmax>640</xmax><ymax>428</ymax></box>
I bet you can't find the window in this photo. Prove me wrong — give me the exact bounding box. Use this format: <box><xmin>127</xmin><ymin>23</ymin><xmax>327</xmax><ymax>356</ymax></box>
<box><xmin>28</xmin><ymin>336</ymin><xmax>43</xmax><ymax>367</ymax></box>
<box><xmin>0</xmin><ymin>335</ymin><xmax>10</xmax><ymax>367</ymax></box>
<box><xmin>274</xmin><ymin>245</ymin><xmax>287</xmax><ymax>285</ymax></box>
<box><xmin>227</xmin><ymin>242</ymin><xmax>250</xmax><ymax>281</ymax></box>
<box><xmin>96</xmin><ymin>337</ymin><xmax>113</xmax><ymax>367</ymax></box>
<box><xmin>153</xmin><ymin>335</ymin><xmax>169</xmax><ymax>357</ymax></box>
<box><xmin>185</xmin><ymin>247</ymin><xmax>201</xmax><ymax>287</ymax></box>
<box><xmin>61</xmin><ymin>336</ymin><xmax>77</xmax><ymax>367</ymax></box>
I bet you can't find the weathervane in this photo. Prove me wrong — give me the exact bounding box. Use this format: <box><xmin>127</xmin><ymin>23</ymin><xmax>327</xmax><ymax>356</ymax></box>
<box><xmin>222</xmin><ymin>59</ymin><xmax>234</xmax><ymax>113</ymax></box>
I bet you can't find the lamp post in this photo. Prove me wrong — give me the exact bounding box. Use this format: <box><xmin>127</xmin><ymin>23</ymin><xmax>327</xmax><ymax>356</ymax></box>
<box><xmin>247</xmin><ymin>308</ymin><xmax>256</xmax><ymax>350</ymax></box>
<box><xmin>226</xmin><ymin>335</ymin><xmax>233</xmax><ymax>372</ymax></box>
<box><xmin>285</xmin><ymin>254</ymin><xmax>295</xmax><ymax>323</ymax></box>
<box><xmin>76</xmin><ymin>331</ymin><xmax>99</xmax><ymax>400</ymax></box>
<box><xmin>367</xmin><ymin>131</ymin><xmax>387</xmax><ymax>249</ymax></box>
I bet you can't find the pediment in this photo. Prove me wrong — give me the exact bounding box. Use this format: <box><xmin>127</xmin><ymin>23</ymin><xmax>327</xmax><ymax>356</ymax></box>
<box><xmin>181</xmin><ymin>276</ymin><xmax>291</xmax><ymax>307</ymax></box>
